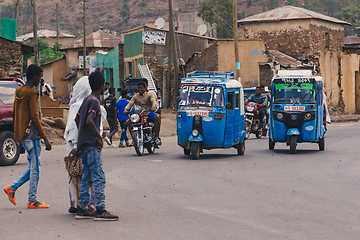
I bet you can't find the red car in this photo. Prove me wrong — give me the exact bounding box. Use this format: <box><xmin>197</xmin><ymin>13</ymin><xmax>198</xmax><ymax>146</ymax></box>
<box><xmin>0</xmin><ymin>78</ymin><xmax>25</xmax><ymax>165</ymax></box>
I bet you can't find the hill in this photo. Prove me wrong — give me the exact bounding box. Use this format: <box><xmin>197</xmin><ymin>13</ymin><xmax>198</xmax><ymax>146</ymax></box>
<box><xmin>0</xmin><ymin>0</ymin><xmax>357</xmax><ymax>39</ymax></box>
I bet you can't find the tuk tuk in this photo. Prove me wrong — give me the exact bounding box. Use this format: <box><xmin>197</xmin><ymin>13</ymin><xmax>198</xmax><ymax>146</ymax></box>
<box><xmin>176</xmin><ymin>71</ymin><xmax>246</xmax><ymax>159</ymax></box>
<box><xmin>268</xmin><ymin>70</ymin><xmax>325</xmax><ymax>154</ymax></box>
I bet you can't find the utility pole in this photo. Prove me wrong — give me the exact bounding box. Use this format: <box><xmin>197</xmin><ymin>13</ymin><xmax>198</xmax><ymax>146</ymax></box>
<box><xmin>56</xmin><ymin>3</ymin><xmax>59</xmax><ymax>43</ymax></box>
<box><xmin>15</xmin><ymin>0</ymin><xmax>20</xmax><ymax>20</ymax></box>
<box><xmin>31</xmin><ymin>0</ymin><xmax>40</xmax><ymax>65</ymax></box>
<box><xmin>233</xmin><ymin>0</ymin><xmax>240</xmax><ymax>81</ymax></box>
<box><xmin>83</xmin><ymin>0</ymin><xmax>86</xmax><ymax>76</ymax></box>
<box><xmin>167</xmin><ymin>0</ymin><xmax>178</xmax><ymax>108</ymax></box>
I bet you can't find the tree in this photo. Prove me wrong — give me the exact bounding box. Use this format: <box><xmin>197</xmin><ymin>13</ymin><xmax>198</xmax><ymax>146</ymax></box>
<box><xmin>25</xmin><ymin>39</ymin><xmax>64</xmax><ymax>65</ymax></box>
<box><xmin>198</xmin><ymin>0</ymin><xmax>233</xmax><ymax>39</ymax></box>
<box><xmin>121</xmin><ymin>0</ymin><xmax>130</xmax><ymax>26</ymax></box>
<box><xmin>334</xmin><ymin>4</ymin><xmax>360</xmax><ymax>35</ymax></box>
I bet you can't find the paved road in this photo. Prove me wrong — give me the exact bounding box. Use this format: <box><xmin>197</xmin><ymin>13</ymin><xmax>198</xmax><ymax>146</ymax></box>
<box><xmin>1</xmin><ymin>122</ymin><xmax>359</xmax><ymax>240</ymax></box>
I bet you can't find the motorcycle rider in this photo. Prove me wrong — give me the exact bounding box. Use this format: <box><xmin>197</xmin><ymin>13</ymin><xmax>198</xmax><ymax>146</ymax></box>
<box><xmin>260</xmin><ymin>85</ymin><xmax>270</xmax><ymax>126</ymax></box>
<box><xmin>245</xmin><ymin>86</ymin><xmax>268</xmax><ymax>128</ymax></box>
<box><xmin>123</xmin><ymin>81</ymin><xmax>161</xmax><ymax>145</ymax></box>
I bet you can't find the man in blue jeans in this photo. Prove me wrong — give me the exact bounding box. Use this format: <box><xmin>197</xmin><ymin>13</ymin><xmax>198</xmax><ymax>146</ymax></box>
<box><xmin>75</xmin><ymin>70</ymin><xmax>118</xmax><ymax>221</ymax></box>
<box><xmin>4</xmin><ymin>64</ymin><xmax>52</xmax><ymax>209</ymax></box>
<box><xmin>116</xmin><ymin>89</ymin><xmax>131</xmax><ymax>147</ymax></box>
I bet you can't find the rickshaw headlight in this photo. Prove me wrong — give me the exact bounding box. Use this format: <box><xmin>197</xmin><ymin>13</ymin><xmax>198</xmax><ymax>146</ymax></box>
<box><xmin>246</xmin><ymin>106</ymin><xmax>254</xmax><ymax>111</ymax></box>
<box><xmin>305</xmin><ymin>113</ymin><xmax>312</xmax><ymax>120</ymax></box>
<box><xmin>276</xmin><ymin>112</ymin><xmax>284</xmax><ymax>120</ymax></box>
<box><xmin>130</xmin><ymin>114</ymin><xmax>140</xmax><ymax>123</ymax></box>
<box><xmin>191</xmin><ymin>129</ymin><xmax>199</xmax><ymax>137</ymax></box>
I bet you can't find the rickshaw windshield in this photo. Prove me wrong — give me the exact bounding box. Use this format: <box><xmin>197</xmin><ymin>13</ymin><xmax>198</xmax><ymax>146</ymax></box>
<box><xmin>179</xmin><ymin>85</ymin><xmax>224</xmax><ymax>107</ymax></box>
<box><xmin>273</xmin><ymin>83</ymin><xmax>315</xmax><ymax>104</ymax></box>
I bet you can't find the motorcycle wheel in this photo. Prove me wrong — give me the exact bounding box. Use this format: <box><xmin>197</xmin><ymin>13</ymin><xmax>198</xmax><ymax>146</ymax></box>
<box><xmin>191</xmin><ymin>142</ymin><xmax>200</xmax><ymax>160</ymax></box>
<box><xmin>290</xmin><ymin>136</ymin><xmax>297</xmax><ymax>154</ymax></box>
<box><xmin>269</xmin><ymin>138</ymin><xmax>275</xmax><ymax>150</ymax></box>
<box><xmin>147</xmin><ymin>142</ymin><xmax>155</xmax><ymax>154</ymax></box>
<box><xmin>132</xmin><ymin>131</ymin><xmax>144</xmax><ymax>156</ymax></box>
<box><xmin>245</xmin><ymin>121</ymin><xmax>251</xmax><ymax>139</ymax></box>
<box><xmin>319</xmin><ymin>137</ymin><xmax>325</xmax><ymax>151</ymax></box>
<box><xmin>237</xmin><ymin>141</ymin><xmax>245</xmax><ymax>155</ymax></box>
<box><xmin>256</xmin><ymin>130</ymin><xmax>263</xmax><ymax>139</ymax></box>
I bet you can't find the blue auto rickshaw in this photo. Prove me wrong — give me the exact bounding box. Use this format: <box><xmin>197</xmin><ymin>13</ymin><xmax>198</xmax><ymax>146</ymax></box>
<box><xmin>268</xmin><ymin>70</ymin><xmax>325</xmax><ymax>154</ymax></box>
<box><xmin>176</xmin><ymin>71</ymin><xmax>246</xmax><ymax>160</ymax></box>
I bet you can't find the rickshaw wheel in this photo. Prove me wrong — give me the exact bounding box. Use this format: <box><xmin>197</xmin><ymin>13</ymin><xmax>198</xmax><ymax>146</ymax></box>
<box><xmin>290</xmin><ymin>136</ymin><xmax>297</xmax><ymax>154</ymax></box>
<box><xmin>319</xmin><ymin>137</ymin><xmax>325</xmax><ymax>151</ymax></box>
<box><xmin>184</xmin><ymin>148</ymin><xmax>190</xmax><ymax>155</ymax></box>
<box><xmin>245</xmin><ymin>122</ymin><xmax>251</xmax><ymax>139</ymax></box>
<box><xmin>132</xmin><ymin>131</ymin><xmax>144</xmax><ymax>156</ymax></box>
<box><xmin>191</xmin><ymin>142</ymin><xmax>200</xmax><ymax>160</ymax></box>
<box><xmin>237</xmin><ymin>141</ymin><xmax>245</xmax><ymax>155</ymax></box>
<box><xmin>269</xmin><ymin>138</ymin><xmax>275</xmax><ymax>150</ymax></box>
<box><xmin>256</xmin><ymin>130</ymin><xmax>262</xmax><ymax>139</ymax></box>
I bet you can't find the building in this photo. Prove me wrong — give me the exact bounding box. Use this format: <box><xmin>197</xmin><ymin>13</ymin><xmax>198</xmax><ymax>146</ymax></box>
<box><xmin>41</xmin><ymin>57</ymin><xmax>68</xmax><ymax>99</ymax></box>
<box><xmin>16</xmin><ymin>29</ymin><xmax>75</xmax><ymax>47</ymax></box>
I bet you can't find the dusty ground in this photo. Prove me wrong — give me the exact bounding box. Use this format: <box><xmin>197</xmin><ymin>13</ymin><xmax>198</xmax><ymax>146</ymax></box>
<box><xmin>44</xmin><ymin>108</ymin><xmax>359</xmax><ymax>145</ymax></box>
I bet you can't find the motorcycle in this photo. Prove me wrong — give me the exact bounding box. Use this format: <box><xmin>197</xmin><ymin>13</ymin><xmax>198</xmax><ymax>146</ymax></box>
<box><xmin>129</xmin><ymin>105</ymin><xmax>156</xmax><ymax>156</ymax></box>
<box><xmin>244</xmin><ymin>102</ymin><xmax>267</xmax><ymax>139</ymax></box>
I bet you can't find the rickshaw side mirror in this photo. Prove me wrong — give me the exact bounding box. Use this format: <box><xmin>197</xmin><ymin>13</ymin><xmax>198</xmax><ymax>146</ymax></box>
<box><xmin>175</xmin><ymin>96</ymin><xmax>181</xmax><ymax>102</ymax></box>
<box><xmin>316</xmin><ymin>83</ymin><xmax>322</xmax><ymax>91</ymax></box>
<box><xmin>268</xmin><ymin>85</ymin><xmax>272</xmax><ymax>91</ymax></box>
<box><xmin>226</xmin><ymin>102</ymin><xmax>232</xmax><ymax>109</ymax></box>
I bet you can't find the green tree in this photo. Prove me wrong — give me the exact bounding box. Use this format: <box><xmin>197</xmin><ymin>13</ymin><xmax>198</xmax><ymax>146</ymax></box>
<box><xmin>198</xmin><ymin>0</ymin><xmax>233</xmax><ymax>39</ymax></box>
<box><xmin>121</xmin><ymin>0</ymin><xmax>130</xmax><ymax>26</ymax></box>
<box><xmin>334</xmin><ymin>4</ymin><xmax>360</xmax><ymax>35</ymax></box>
<box><xmin>25</xmin><ymin>39</ymin><xmax>64</xmax><ymax>65</ymax></box>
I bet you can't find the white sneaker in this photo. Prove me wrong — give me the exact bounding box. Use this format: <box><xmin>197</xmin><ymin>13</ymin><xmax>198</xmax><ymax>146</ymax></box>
<box><xmin>104</xmin><ymin>137</ymin><xmax>111</xmax><ymax>146</ymax></box>
<box><xmin>109</xmin><ymin>144</ymin><xmax>117</xmax><ymax>148</ymax></box>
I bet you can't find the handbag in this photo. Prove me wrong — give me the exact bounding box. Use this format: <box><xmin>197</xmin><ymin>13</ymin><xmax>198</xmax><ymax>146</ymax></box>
<box><xmin>64</xmin><ymin>150</ymin><xmax>82</xmax><ymax>177</ymax></box>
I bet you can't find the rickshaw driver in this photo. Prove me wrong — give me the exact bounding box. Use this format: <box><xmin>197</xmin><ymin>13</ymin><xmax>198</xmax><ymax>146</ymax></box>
<box><xmin>124</xmin><ymin>81</ymin><xmax>161</xmax><ymax>145</ymax></box>
<box><xmin>246</xmin><ymin>86</ymin><xmax>268</xmax><ymax>127</ymax></box>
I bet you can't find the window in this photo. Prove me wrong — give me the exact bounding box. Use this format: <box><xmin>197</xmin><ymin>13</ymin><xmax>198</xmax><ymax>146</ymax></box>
<box><xmin>235</xmin><ymin>91</ymin><xmax>240</xmax><ymax>109</ymax></box>
<box><xmin>227</xmin><ymin>92</ymin><xmax>234</xmax><ymax>110</ymax></box>
<box><xmin>179</xmin><ymin>85</ymin><xmax>224</xmax><ymax>107</ymax></box>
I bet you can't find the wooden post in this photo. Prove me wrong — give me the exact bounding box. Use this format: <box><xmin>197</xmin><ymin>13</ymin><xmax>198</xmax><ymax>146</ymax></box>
<box><xmin>56</xmin><ymin>3</ymin><xmax>59</xmax><ymax>43</ymax></box>
<box><xmin>168</xmin><ymin>0</ymin><xmax>179</xmax><ymax>108</ymax></box>
<box><xmin>83</xmin><ymin>0</ymin><xmax>86</xmax><ymax>76</ymax></box>
<box><xmin>233</xmin><ymin>0</ymin><xmax>240</xmax><ymax>81</ymax></box>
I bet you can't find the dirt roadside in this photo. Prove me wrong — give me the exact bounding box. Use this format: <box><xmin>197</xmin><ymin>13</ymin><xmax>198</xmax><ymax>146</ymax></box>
<box><xmin>43</xmin><ymin>109</ymin><xmax>359</xmax><ymax>145</ymax></box>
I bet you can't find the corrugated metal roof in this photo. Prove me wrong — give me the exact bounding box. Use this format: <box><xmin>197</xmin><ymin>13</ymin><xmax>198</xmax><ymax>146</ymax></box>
<box><xmin>16</xmin><ymin>29</ymin><xmax>75</xmax><ymax>42</ymax></box>
<box><xmin>344</xmin><ymin>36</ymin><xmax>360</xmax><ymax>45</ymax></box>
<box><xmin>238</xmin><ymin>5</ymin><xmax>351</xmax><ymax>25</ymax></box>
<box><xmin>268</xmin><ymin>50</ymin><xmax>302</xmax><ymax>68</ymax></box>
<box><xmin>60</xmin><ymin>30</ymin><xmax>123</xmax><ymax>50</ymax></box>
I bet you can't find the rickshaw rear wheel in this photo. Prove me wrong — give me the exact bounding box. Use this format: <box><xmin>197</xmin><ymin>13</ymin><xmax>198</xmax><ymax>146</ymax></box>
<box><xmin>237</xmin><ymin>141</ymin><xmax>245</xmax><ymax>155</ymax></box>
<box><xmin>290</xmin><ymin>136</ymin><xmax>297</xmax><ymax>154</ymax></box>
<box><xmin>184</xmin><ymin>148</ymin><xmax>190</xmax><ymax>155</ymax></box>
<box><xmin>269</xmin><ymin>138</ymin><xmax>275</xmax><ymax>150</ymax></box>
<box><xmin>319</xmin><ymin>137</ymin><xmax>325</xmax><ymax>151</ymax></box>
<box><xmin>191</xmin><ymin>142</ymin><xmax>200</xmax><ymax>160</ymax></box>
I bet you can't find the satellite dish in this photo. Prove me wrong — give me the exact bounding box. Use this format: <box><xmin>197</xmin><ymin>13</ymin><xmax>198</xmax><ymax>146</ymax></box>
<box><xmin>154</xmin><ymin>18</ymin><xmax>165</xmax><ymax>29</ymax></box>
<box><xmin>197</xmin><ymin>24</ymin><xmax>207</xmax><ymax>36</ymax></box>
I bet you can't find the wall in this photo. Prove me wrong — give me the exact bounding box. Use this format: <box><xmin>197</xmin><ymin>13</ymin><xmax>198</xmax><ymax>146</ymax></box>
<box><xmin>0</xmin><ymin>38</ymin><xmax>23</xmax><ymax>78</ymax></box>
<box><xmin>42</xmin><ymin>58</ymin><xmax>68</xmax><ymax>98</ymax></box>
<box><xmin>217</xmin><ymin>39</ymin><xmax>267</xmax><ymax>87</ymax></box>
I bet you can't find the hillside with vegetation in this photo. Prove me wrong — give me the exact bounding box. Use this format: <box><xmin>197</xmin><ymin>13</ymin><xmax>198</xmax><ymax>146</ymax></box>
<box><xmin>0</xmin><ymin>0</ymin><xmax>359</xmax><ymax>39</ymax></box>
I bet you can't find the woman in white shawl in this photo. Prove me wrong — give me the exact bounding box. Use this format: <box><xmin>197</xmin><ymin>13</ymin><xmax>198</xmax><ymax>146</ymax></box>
<box><xmin>64</xmin><ymin>76</ymin><xmax>107</xmax><ymax>213</ymax></box>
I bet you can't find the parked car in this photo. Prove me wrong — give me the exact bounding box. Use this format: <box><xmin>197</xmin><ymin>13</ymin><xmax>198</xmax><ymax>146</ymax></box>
<box><xmin>123</xmin><ymin>77</ymin><xmax>162</xmax><ymax>114</ymax></box>
<box><xmin>0</xmin><ymin>78</ymin><xmax>25</xmax><ymax>165</ymax></box>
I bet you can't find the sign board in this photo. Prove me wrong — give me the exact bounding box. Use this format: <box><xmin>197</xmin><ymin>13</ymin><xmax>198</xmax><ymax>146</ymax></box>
<box><xmin>142</xmin><ymin>31</ymin><xmax>166</xmax><ymax>45</ymax></box>
<box><xmin>79</xmin><ymin>56</ymin><xmax>97</xmax><ymax>68</ymax></box>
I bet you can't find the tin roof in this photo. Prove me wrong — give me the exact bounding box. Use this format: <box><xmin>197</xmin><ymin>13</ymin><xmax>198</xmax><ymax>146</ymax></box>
<box><xmin>16</xmin><ymin>29</ymin><xmax>75</xmax><ymax>42</ymax></box>
<box><xmin>60</xmin><ymin>30</ymin><xmax>123</xmax><ymax>50</ymax></box>
<box><xmin>268</xmin><ymin>50</ymin><xmax>302</xmax><ymax>68</ymax></box>
<box><xmin>344</xmin><ymin>36</ymin><xmax>360</xmax><ymax>45</ymax></box>
<box><xmin>238</xmin><ymin>5</ymin><xmax>351</xmax><ymax>25</ymax></box>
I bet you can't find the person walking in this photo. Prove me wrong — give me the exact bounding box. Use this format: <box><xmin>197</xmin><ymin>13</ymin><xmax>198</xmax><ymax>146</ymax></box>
<box><xmin>64</xmin><ymin>76</ymin><xmax>96</xmax><ymax>214</ymax></box>
<box><xmin>75</xmin><ymin>70</ymin><xmax>118</xmax><ymax>221</ymax></box>
<box><xmin>116</xmin><ymin>90</ymin><xmax>131</xmax><ymax>147</ymax></box>
<box><xmin>104</xmin><ymin>88</ymin><xmax>118</xmax><ymax>147</ymax></box>
<box><xmin>4</xmin><ymin>64</ymin><xmax>52</xmax><ymax>209</ymax></box>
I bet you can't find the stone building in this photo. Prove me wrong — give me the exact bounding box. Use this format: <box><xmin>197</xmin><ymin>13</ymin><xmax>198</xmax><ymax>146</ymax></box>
<box><xmin>237</xmin><ymin>5</ymin><xmax>350</xmax><ymax>59</ymax></box>
<box><xmin>0</xmin><ymin>36</ymin><xmax>32</xmax><ymax>79</ymax></box>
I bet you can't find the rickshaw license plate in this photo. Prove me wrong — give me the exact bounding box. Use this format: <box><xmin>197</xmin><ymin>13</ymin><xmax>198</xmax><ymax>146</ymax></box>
<box><xmin>186</xmin><ymin>110</ymin><xmax>209</xmax><ymax>117</ymax></box>
<box><xmin>284</xmin><ymin>106</ymin><xmax>305</xmax><ymax>111</ymax></box>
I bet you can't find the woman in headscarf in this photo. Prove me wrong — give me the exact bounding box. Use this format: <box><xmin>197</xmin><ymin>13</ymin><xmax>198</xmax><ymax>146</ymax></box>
<box><xmin>64</xmin><ymin>76</ymin><xmax>96</xmax><ymax>213</ymax></box>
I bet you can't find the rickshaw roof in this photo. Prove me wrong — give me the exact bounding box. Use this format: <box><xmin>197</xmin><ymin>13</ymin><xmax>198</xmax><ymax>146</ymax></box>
<box><xmin>181</xmin><ymin>71</ymin><xmax>242</xmax><ymax>88</ymax></box>
<box><xmin>273</xmin><ymin>70</ymin><xmax>323</xmax><ymax>82</ymax></box>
